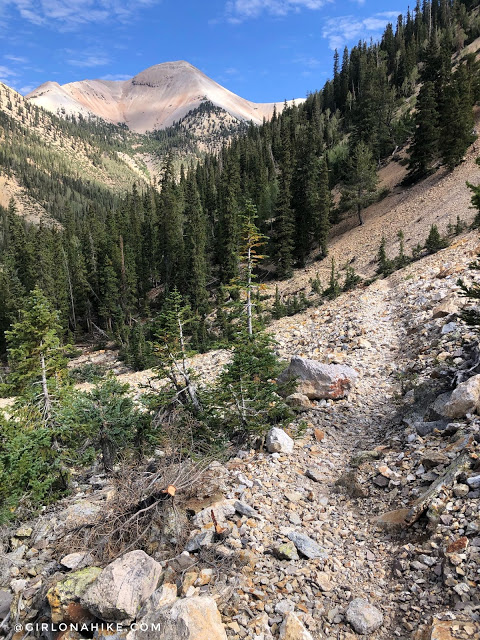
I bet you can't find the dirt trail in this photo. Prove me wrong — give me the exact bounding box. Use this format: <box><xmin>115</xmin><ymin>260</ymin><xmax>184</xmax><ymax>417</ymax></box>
<box><xmin>223</xmin><ymin>235</ymin><xmax>480</xmax><ymax>639</ymax></box>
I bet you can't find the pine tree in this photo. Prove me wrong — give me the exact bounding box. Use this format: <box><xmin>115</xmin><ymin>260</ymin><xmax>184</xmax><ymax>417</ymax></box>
<box><xmin>376</xmin><ymin>237</ymin><xmax>394</xmax><ymax>276</ymax></box>
<box><xmin>275</xmin><ymin>120</ymin><xmax>295</xmax><ymax>278</ymax></box>
<box><xmin>425</xmin><ymin>224</ymin><xmax>448</xmax><ymax>253</ymax></box>
<box><xmin>158</xmin><ymin>156</ymin><xmax>184</xmax><ymax>290</ymax></box>
<box><xmin>218</xmin><ymin>154</ymin><xmax>241</xmax><ymax>284</ymax></box>
<box><xmin>323</xmin><ymin>258</ymin><xmax>341</xmax><ymax>299</ymax></box>
<box><xmin>340</xmin><ymin>142</ymin><xmax>379</xmax><ymax>226</ymax></box>
<box><xmin>467</xmin><ymin>158</ymin><xmax>480</xmax><ymax>228</ymax></box>
<box><xmin>153</xmin><ymin>288</ymin><xmax>201</xmax><ymax>415</ymax></box>
<box><xmin>184</xmin><ymin>174</ymin><xmax>209</xmax><ymax>314</ymax></box>
<box><xmin>231</xmin><ymin>201</ymin><xmax>267</xmax><ymax>337</ymax></box>
<box><xmin>408</xmin><ymin>80</ymin><xmax>439</xmax><ymax>179</ymax></box>
<box><xmin>5</xmin><ymin>287</ymin><xmax>68</xmax><ymax>419</ymax></box>
<box><xmin>316</xmin><ymin>156</ymin><xmax>331</xmax><ymax>258</ymax></box>
<box><xmin>439</xmin><ymin>66</ymin><xmax>475</xmax><ymax>169</ymax></box>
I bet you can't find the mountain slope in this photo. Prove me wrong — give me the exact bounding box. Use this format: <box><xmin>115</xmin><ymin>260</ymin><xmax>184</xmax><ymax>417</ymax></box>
<box><xmin>0</xmin><ymin>81</ymin><xmax>151</xmax><ymax>222</ymax></box>
<box><xmin>27</xmin><ymin>61</ymin><xmax>299</xmax><ymax>133</ymax></box>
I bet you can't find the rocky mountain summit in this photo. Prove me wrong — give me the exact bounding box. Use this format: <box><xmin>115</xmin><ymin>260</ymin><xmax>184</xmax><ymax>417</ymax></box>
<box><xmin>27</xmin><ymin>61</ymin><xmax>298</xmax><ymax>133</ymax></box>
<box><xmin>2</xmin><ymin>228</ymin><xmax>480</xmax><ymax>639</ymax></box>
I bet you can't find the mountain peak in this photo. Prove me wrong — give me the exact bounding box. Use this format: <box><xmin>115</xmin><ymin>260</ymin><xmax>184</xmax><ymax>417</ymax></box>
<box><xmin>27</xmin><ymin>62</ymin><xmax>300</xmax><ymax>133</ymax></box>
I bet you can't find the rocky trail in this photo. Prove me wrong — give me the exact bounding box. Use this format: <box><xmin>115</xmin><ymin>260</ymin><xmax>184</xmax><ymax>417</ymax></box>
<box><xmin>2</xmin><ymin>235</ymin><xmax>480</xmax><ymax>640</ymax></box>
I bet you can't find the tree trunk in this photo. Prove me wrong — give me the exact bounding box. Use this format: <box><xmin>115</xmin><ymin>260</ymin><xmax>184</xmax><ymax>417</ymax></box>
<box><xmin>62</xmin><ymin>247</ymin><xmax>77</xmax><ymax>332</ymax></box>
<box><xmin>247</xmin><ymin>245</ymin><xmax>253</xmax><ymax>337</ymax></box>
<box><xmin>40</xmin><ymin>348</ymin><xmax>51</xmax><ymax>421</ymax></box>
<box><xmin>100</xmin><ymin>433</ymin><xmax>114</xmax><ymax>473</ymax></box>
<box><xmin>357</xmin><ymin>203</ymin><xmax>364</xmax><ymax>226</ymax></box>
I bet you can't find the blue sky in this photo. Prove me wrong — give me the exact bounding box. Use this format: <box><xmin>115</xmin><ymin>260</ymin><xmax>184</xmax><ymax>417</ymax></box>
<box><xmin>0</xmin><ymin>0</ymin><xmax>402</xmax><ymax>101</ymax></box>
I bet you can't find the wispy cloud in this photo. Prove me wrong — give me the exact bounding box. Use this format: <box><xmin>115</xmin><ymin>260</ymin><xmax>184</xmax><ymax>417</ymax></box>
<box><xmin>100</xmin><ymin>73</ymin><xmax>131</xmax><ymax>81</ymax></box>
<box><xmin>0</xmin><ymin>65</ymin><xmax>19</xmax><ymax>86</ymax></box>
<box><xmin>4</xmin><ymin>0</ymin><xmax>160</xmax><ymax>30</ymax></box>
<box><xmin>66</xmin><ymin>48</ymin><xmax>110</xmax><ymax>68</ymax></box>
<box><xmin>226</xmin><ymin>0</ymin><xmax>331</xmax><ymax>22</ymax></box>
<box><xmin>4</xmin><ymin>54</ymin><xmax>29</xmax><ymax>63</ymax></box>
<box><xmin>19</xmin><ymin>83</ymin><xmax>36</xmax><ymax>94</ymax></box>
<box><xmin>322</xmin><ymin>11</ymin><xmax>400</xmax><ymax>50</ymax></box>
<box><xmin>0</xmin><ymin>65</ymin><xmax>19</xmax><ymax>79</ymax></box>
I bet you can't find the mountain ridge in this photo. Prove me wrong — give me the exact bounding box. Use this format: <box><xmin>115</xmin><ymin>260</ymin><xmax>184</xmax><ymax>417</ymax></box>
<box><xmin>27</xmin><ymin>60</ymin><xmax>301</xmax><ymax>133</ymax></box>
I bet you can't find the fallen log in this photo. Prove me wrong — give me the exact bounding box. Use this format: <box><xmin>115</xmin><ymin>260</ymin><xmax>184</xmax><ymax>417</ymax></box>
<box><xmin>405</xmin><ymin>450</ymin><xmax>472</xmax><ymax>526</ymax></box>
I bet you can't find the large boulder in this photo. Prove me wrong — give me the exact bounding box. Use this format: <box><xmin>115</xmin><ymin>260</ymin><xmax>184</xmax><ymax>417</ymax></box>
<box><xmin>133</xmin><ymin>596</ymin><xmax>227</xmax><ymax>639</ymax></box>
<box><xmin>137</xmin><ymin>583</ymin><xmax>178</xmax><ymax>619</ymax></box>
<box><xmin>81</xmin><ymin>550</ymin><xmax>162</xmax><ymax>623</ymax></box>
<box><xmin>47</xmin><ymin>567</ymin><xmax>102</xmax><ymax>624</ymax></box>
<box><xmin>266</xmin><ymin>427</ymin><xmax>294</xmax><ymax>454</ymax></box>
<box><xmin>345</xmin><ymin>598</ymin><xmax>383</xmax><ymax>635</ymax></box>
<box><xmin>435</xmin><ymin>375</ymin><xmax>480</xmax><ymax>418</ymax></box>
<box><xmin>278</xmin><ymin>357</ymin><xmax>358</xmax><ymax>400</ymax></box>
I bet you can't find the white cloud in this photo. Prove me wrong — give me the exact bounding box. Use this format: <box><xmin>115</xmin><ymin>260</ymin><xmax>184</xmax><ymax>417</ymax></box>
<box><xmin>66</xmin><ymin>48</ymin><xmax>110</xmax><ymax>67</ymax></box>
<box><xmin>322</xmin><ymin>11</ymin><xmax>400</xmax><ymax>50</ymax></box>
<box><xmin>4</xmin><ymin>54</ymin><xmax>29</xmax><ymax>63</ymax></box>
<box><xmin>4</xmin><ymin>0</ymin><xmax>160</xmax><ymax>29</ymax></box>
<box><xmin>226</xmin><ymin>0</ymin><xmax>331</xmax><ymax>22</ymax></box>
<box><xmin>19</xmin><ymin>83</ymin><xmax>36</xmax><ymax>93</ymax></box>
<box><xmin>0</xmin><ymin>65</ymin><xmax>19</xmax><ymax>86</ymax></box>
<box><xmin>0</xmin><ymin>65</ymin><xmax>18</xmax><ymax>78</ymax></box>
<box><xmin>100</xmin><ymin>73</ymin><xmax>131</xmax><ymax>81</ymax></box>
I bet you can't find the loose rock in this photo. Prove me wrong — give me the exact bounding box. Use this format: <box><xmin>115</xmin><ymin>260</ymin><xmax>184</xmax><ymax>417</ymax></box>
<box><xmin>81</xmin><ymin>550</ymin><xmax>162</xmax><ymax>623</ymax></box>
<box><xmin>345</xmin><ymin>598</ymin><xmax>383</xmax><ymax>635</ymax></box>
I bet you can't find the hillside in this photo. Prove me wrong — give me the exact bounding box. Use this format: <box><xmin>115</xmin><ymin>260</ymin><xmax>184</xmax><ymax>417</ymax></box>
<box><xmin>268</xmin><ymin>124</ymin><xmax>480</xmax><ymax>301</ymax></box>
<box><xmin>1</xmin><ymin>214</ymin><xmax>480</xmax><ymax>639</ymax></box>
<box><xmin>49</xmin><ymin>132</ymin><xmax>480</xmax><ymax>396</ymax></box>
<box><xmin>0</xmin><ymin>82</ymin><xmax>151</xmax><ymax>221</ymax></box>
<box><xmin>2</xmin><ymin>2</ymin><xmax>480</xmax><ymax>637</ymax></box>
<box><xmin>27</xmin><ymin>61</ymin><xmax>299</xmax><ymax>133</ymax></box>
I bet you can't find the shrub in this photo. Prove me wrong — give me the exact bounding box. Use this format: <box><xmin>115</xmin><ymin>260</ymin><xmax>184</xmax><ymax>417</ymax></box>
<box><xmin>0</xmin><ymin>414</ymin><xmax>69</xmax><ymax>522</ymax></box>
<box><xmin>425</xmin><ymin>224</ymin><xmax>448</xmax><ymax>254</ymax></box>
<box><xmin>57</xmin><ymin>377</ymin><xmax>153</xmax><ymax>472</ymax></box>
<box><xmin>209</xmin><ymin>330</ymin><xmax>294</xmax><ymax>445</ymax></box>
<box><xmin>70</xmin><ymin>362</ymin><xmax>108</xmax><ymax>383</ymax></box>
<box><xmin>343</xmin><ymin>266</ymin><xmax>362</xmax><ymax>291</ymax></box>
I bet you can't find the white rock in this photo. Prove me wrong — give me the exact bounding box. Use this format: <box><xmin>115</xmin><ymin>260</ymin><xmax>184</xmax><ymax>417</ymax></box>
<box><xmin>81</xmin><ymin>550</ymin><xmax>162</xmax><ymax>623</ymax></box>
<box><xmin>278</xmin><ymin>356</ymin><xmax>358</xmax><ymax>400</ymax></box>
<box><xmin>439</xmin><ymin>375</ymin><xmax>480</xmax><ymax>418</ymax></box>
<box><xmin>346</xmin><ymin>598</ymin><xmax>383</xmax><ymax>635</ymax></box>
<box><xmin>60</xmin><ymin>552</ymin><xmax>93</xmax><ymax>570</ymax></box>
<box><xmin>134</xmin><ymin>596</ymin><xmax>227</xmax><ymax>639</ymax></box>
<box><xmin>279</xmin><ymin>612</ymin><xmax>314</xmax><ymax>640</ymax></box>
<box><xmin>192</xmin><ymin>499</ymin><xmax>236</xmax><ymax>527</ymax></box>
<box><xmin>266</xmin><ymin>427</ymin><xmax>294</xmax><ymax>454</ymax></box>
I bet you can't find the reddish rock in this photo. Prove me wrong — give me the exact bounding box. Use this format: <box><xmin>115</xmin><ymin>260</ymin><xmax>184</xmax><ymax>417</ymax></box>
<box><xmin>278</xmin><ymin>357</ymin><xmax>358</xmax><ymax>400</ymax></box>
<box><xmin>446</xmin><ymin>537</ymin><xmax>468</xmax><ymax>554</ymax></box>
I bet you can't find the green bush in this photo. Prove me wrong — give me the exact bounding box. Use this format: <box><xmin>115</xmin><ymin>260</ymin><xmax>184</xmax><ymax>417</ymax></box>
<box><xmin>208</xmin><ymin>330</ymin><xmax>294</xmax><ymax>444</ymax></box>
<box><xmin>70</xmin><ymin>362</ymin><xmax>108</xmax><ymax>383</ymax></box>
<box><xmin>0</xmin><ymin>414</ymin><xmax>69</xmax><ymax>522</ymax></box>
<box><xmin>425</xmin><ymin>224</ymin><xmax>448</xmax><ymax>254</ymax></box>
<box><xmin>57</xmin><ymin>377</ymin><xmax>153</xmax><ymax>472</ymax></box>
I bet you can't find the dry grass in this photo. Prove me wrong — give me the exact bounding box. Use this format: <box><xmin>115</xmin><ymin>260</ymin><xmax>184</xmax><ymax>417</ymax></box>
<box><xmin>55</xmin><ymin>419</ymin><xmax>216</xmax><ymax>564</ymax></box>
